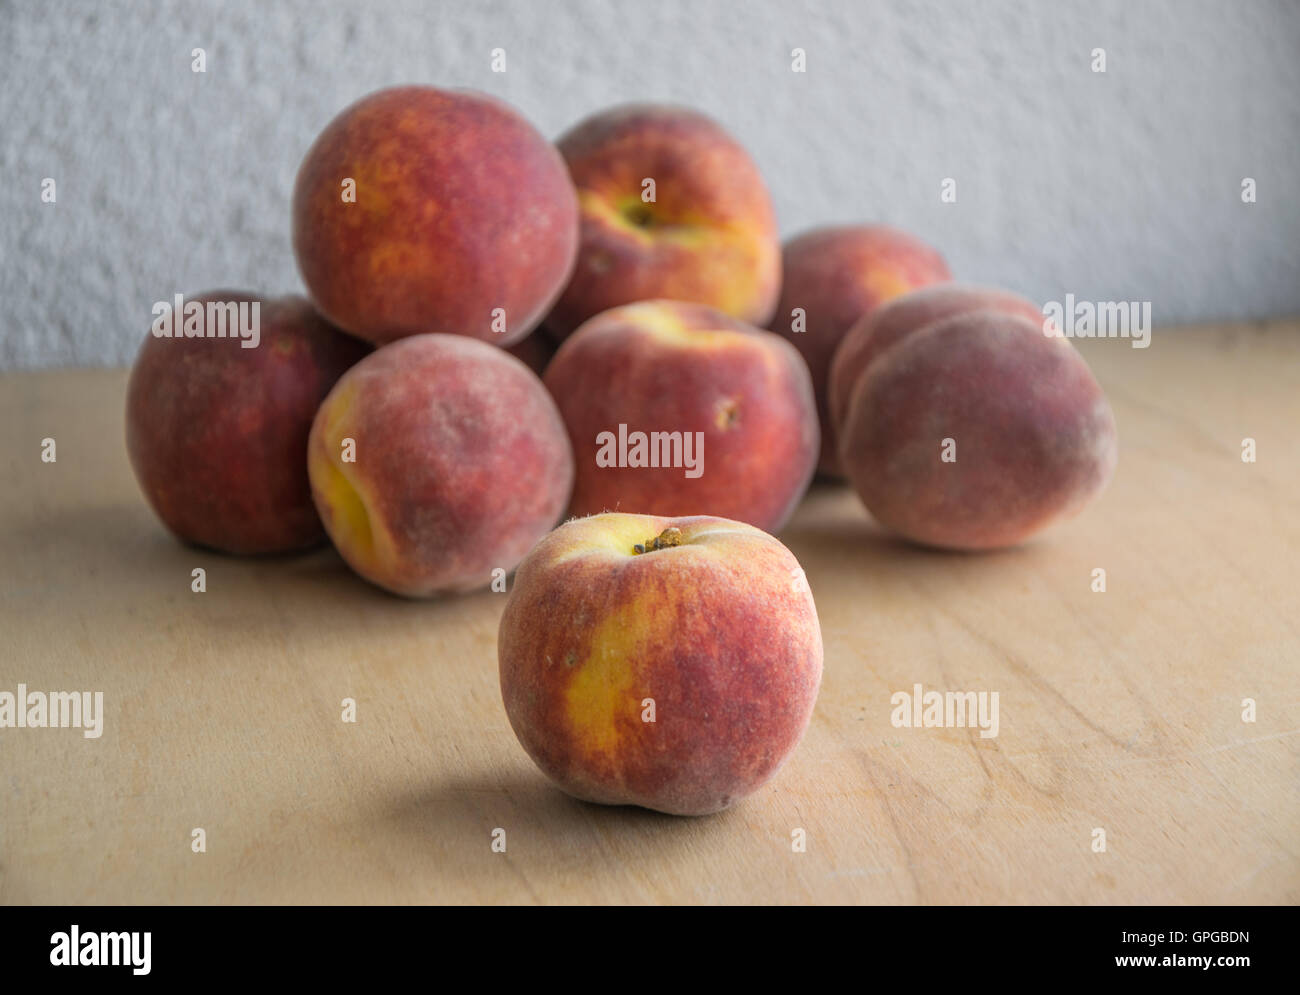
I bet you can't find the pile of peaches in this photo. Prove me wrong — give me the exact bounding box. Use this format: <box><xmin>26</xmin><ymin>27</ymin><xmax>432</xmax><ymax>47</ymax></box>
<box><xmin>126</xmin><ymin>85</ymin><xmax>1116</xmax><ymax>815</ymax></box>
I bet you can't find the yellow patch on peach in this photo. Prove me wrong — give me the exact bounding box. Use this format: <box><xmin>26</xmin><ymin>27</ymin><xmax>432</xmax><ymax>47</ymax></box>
<box><xmin>562</xmin><ymin>599</ymin><xmax>651</xmax><ymax>760</ymax></box>
<box><xmin>616</xmin><ymin>304</ymin><xmax>688</xmax><ymax>342</ymax></box>
<box><xmin>314</xmin><ymin>459</ymin><xmax>374</xmax><ymax>554</ymax></box>
<box><xmin>863</xmin><ymin>267</ymin><xmax>916</xmax><ymax>306</ymax></box>
<box><xmin>556</xmin><ymin>519</ymin><xmax>761</xmax><ymax>760</ymax></box>
<box><xmin>310</xmin><ymin>384</ymin><xmax>397</xmax><ymax>575</ymax></box>
<box><xmin>711</xmin><ymin>267</ymin><xmax>772</xmax><ymax>323</ymax></box>
<box><xmin>617</xmin><ymin>303</ymin><xmax>762</xmax><ymax>355</ymax></box>
<box><xmin>578</xmin><ymin>191</ymin><xmax>714</xmax><ymax>249</ymax></box>
<box><xmin>548</xmin><ymin>514</ymin><xmax>659</xmax><ymax>565</ymax></box>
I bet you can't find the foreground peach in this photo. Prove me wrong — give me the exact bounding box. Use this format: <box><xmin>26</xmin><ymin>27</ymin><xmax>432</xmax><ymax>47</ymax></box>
<box><xmin>126</xmin><ymin>292</ymin><xmax>370</xmax><ymax>554</ymax></box>
<box><xmin>307</xmin><ymin>334</ymin><xmax>574</xmax><ymax>596</ymax></box>
<box><xmin>543</xmin><ymin>300</ymin><xmax>818</xmax><ymax>533</ymax></box>
<box><xmin>768</xmin><ymin>226</ymin><xmax>951</xmax><ymax>476</ymax></box>
<box><xmin>839</xmin><ymin>309</ymin><xmax>1118</xmax><ymax>550</ymax></box>
<box><xmin>292</xmin><ymin>85</ymin><xmax>578</xmax><ymax>347</ymax></box>
<box><xmin>828</xmin><ymin>283</ymin><xmax>1048</xmax><ymax>435</ymax></box>
<box><xmin>544</xmin><ymin>105</ymin><xmax>781</xmax><ymax>339</ymax></box>
<box><xmin>499</xmin><ymin>513</ymin><xmax>823</xmax><ymax>815</ymax></box>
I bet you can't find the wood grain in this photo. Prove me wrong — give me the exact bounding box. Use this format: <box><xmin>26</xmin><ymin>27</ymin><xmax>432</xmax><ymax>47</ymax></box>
<box><xmin>1</xmin><ymin>321</ymin><xmax>1297</xmax><ymax>904</ymax></box>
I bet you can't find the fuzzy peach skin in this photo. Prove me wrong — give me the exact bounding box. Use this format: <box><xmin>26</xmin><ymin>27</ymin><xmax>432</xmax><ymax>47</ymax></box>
<box><xmin>499</xmin><ymin>513</ymin><xmax>823</xmax><ymax>816</ymax></box>
<box><xmin>544</xmin><ymin>105</ymin><xmax>781</xmax><ymax>339</ymax></box>
<box><xmin>767</xmin><ymin>226</ymin><xmax>951</xmax><ymax>477</ymax></box>
<box><xmin>543</xmin><ymin>300</ymin><xmax>818</xmax><ymax>533</ymax></box>
<box><xmin>828</xmin><ymin>283</ymin><xmax>1048</xmax><ymax>436</ymax></box>
<box><xmin>126</xmin><ymin>292</ymin><xmax>370</xmax><ymax>555</ymax></box>
<box><xmin>307</xmin><ymin>334</ymin><xmax>574</xmax><ymax>596</ymax></box>
<box><xmin>292</xmin><ymin>85</ymin><xmax>579</xmax><ymax>347</ymax></box>
<box><xmin>839</xmin><ymin>310</ymin><xmax>1118</xmax><ymax>550</ymax></box>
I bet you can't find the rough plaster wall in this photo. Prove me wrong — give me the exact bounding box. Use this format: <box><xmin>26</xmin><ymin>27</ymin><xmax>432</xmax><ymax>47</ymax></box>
<box><xmin>1</xmin><ymin>0</ymin><xmax>1297</xmax><ymax>369</ymax></box>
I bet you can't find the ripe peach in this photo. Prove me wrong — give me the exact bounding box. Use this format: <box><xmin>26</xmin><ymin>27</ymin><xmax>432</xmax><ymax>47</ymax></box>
<box><xmin>499</xmin><ymin>513</ymin><xmax>823</xmax><ymax>815</ymax></box>
<box><xmin>768</xmin><ymin>226</ymin><xmax>951</xmax><ymax>476</ymax></box>
<box><xmin>545</xmin><ymin>105</ymin><xmax>780</xmax><ymax>339</ymax></box>
<box><xmin>125</xmin><ymin>292</ymin><xmax>369</xmax><ymax>555</ymax></box>
<box><xmin>838</xmin><ymin>310</ymin><xmax>1118</xmax><ymax>550</ymax></box>
<box><xmin>307</xmin><ymin>334</ymin><xmax>574</xmax><ymax>596</ymax></box>
<box><xmin>543</xmin><ymin>300</ymin><xmax>818</xmax><ymax>533</ymax></box>
<box><xmin>828</xmin><ymin>283</ymin><xmax>1047</xmax><ymax>436</ymax></box>
<box><xmin>292</xmin><ymin>85</ymin><xmax>579</xmax><ymax>347</ymax></box>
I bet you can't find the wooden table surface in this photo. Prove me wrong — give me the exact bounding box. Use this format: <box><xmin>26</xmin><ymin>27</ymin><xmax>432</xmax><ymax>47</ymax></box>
<box><xmin>2</xmin><ymin>321</ymin><xmax>1297</xmax><ymax>905</ymax></box>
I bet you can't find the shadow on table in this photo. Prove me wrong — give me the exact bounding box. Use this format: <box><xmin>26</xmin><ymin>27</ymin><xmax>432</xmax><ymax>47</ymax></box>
<box><xmin>376</xmin><ymin>766</ymin><xmax>733</xmax><ymax>902</ymax></box>
<box><xmin>780</xmin><ymin>480</ymin><xmax>1029</xmax><ymax>585</ymax></box>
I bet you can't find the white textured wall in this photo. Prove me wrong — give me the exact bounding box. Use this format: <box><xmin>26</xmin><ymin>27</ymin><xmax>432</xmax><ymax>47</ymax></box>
<box><xmin>2</xmin><ymin>0</ymin><xmax>1297</xmax><ymax>369</ymax></box>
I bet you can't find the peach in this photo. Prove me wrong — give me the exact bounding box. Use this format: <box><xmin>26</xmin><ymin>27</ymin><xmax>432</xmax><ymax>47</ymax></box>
<box><xmin>499</xmin><ymin>513</ymin><xmax>823</xmax><ymax>815</ymax></box>
<box><xmin>307</xmin><ymin>334</ymin><xmax>574</xmax><ymax>596</ymax></box>
<box><xmin>768</xmin><ymin>226</ymin><xmax>951</xmax><ymax>476</ymax></box>
<box><xmin>126</xmin><ymin>292</ymin><xmax>370</xmax><ymax>555</ymax></box>
<box><xmin>838</xmin><ymin>310</ymin><xmax>1118</xmax><ymax>550</ymax></box>
<box><xmin>545</xmin><ymin>105</ymin><xmax>780</xmax><ymax>339</ymax></box>
<box><xmin>543</xmin><ymin>300</ymin><xmax>818</xmax><ymax>533</ymax></box>
<box><xmin>828</xmin><ymin>283</ymin><xmax>1047</xmax><ymax>436</ymax></box>
<box><xmin>292</xmin><ymin>85</ymin><xmax>579</xmax><ymax>347</ymax></box>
